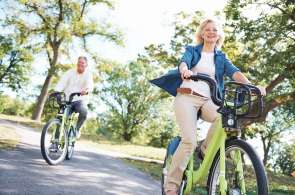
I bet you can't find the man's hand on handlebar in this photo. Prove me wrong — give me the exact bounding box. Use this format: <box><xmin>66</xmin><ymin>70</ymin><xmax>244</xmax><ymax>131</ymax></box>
<box><xmin>80</xmin><ymin>89</ymin><xmax>89</xmax><ymax>96</ymax></box>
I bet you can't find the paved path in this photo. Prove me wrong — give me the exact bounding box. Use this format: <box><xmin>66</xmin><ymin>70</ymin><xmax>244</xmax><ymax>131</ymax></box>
<box><xmin>0</xmin><ymin>119</ymin><xmax>161</xmax><ymax>195</ymax></box>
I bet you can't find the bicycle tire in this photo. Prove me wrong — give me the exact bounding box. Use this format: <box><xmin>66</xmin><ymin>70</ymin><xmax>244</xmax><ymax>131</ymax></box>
<box><xmin>40</xmin><ymin>118</ymin><xmax>68</xmax><ymax>165</ymax></box>
<box><xmin>207</xmin><ymin>139</ymin><xmax>268</xmax><ymax>195</ymax></box>
<box><xmin>66</xmin><ymin>126</ymin><xmax>75</xmax><ymax>160</ymax></box>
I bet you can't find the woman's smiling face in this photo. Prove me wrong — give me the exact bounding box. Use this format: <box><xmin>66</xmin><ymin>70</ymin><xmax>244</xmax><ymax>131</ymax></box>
<box><xmin>202</xmin><ymin>22</ymin><xmax>220</xmax><ymax>45</ymax></box>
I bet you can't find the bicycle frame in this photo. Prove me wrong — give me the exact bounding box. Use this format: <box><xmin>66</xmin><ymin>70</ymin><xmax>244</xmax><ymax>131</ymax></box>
<box><xmin>51</xmin><ymin>105</ymin><xmax>75</xmax><ymax>143</ymax></box>
<box><xmin>183</xmin><ymin>116</ymin><xmax>246</xmax><ymax>195</ymax></box>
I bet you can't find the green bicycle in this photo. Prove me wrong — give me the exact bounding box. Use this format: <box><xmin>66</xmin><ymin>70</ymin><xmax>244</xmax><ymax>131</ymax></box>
<box><xmin>162</xmin><ymin>74</ymin><xmax>268</xmax><ymax>195</ymax></box>
<box><xmin>40</xmin><ymin>92</ymin><xmax>81</xmax><ymax>165</ymax></box>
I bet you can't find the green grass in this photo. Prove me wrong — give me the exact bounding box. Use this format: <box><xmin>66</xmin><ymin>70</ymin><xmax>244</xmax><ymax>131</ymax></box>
<box><xmin>267</xmin><ymin>170</ymin><xmax>295</xmax><ymax>193</ymax></box>
<box><xmin>0</xmin><ymin>114</ymin><xmax>43</xmax><ymax>129</ymax></box>
<box><xmin>0</xmin><ymin>126</ymin><xmax>20</xmax><ymax>150</ymax></box>
<box><xmin>123</xmin><ymin>159</ymin><xmax>162</xmax><ymax>180</ymax></box>
<box><xmin>81</xmin><ymin>140</ymin><xmax>166</xmax><ymax>160</ymax></box>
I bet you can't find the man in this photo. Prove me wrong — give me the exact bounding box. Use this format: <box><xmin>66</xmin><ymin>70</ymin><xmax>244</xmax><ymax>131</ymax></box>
<box><xmin>54</xmin><ymin>56</ymin><xmax>94</xmax><ymax>139</ymax></box>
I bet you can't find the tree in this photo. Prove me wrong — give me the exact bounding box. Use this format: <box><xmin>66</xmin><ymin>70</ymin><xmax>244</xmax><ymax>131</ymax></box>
<box><xmin>224</xmin><ymin>0</ymin><xmax>295</xmax><ymax>126</ymax></box>
<box><xmin>249</xmin><ymin>106</ymin><xmax>295</xmax><ymax>166</ymax></box>
<box><xmin>97</xmin><ymin>60</ymin><xmax>169</xmax><ymax>142</ymax></box>
<box><xmin>2</xmin><ymin>0</ymin><xmax>123</xmax><ymax>121</ymax></box>
<box><xmin>274</xmin><ymin>141</ymin><xmax>295</xmax><ymax>175</ymax></box>
<box><xmin>0</xmin><ymin>35</ymin><xmax>32</xmax><ymax>91</ymax></box>
<box><xmin>0</xmin><ymin>94</ymin><xmax>30</xmax><ymax>116</ymax></box>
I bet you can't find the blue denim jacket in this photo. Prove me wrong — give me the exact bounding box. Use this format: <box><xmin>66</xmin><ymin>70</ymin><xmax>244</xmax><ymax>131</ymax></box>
<box><xmin>150</xmin><ymin>44</ymin><xmax>240</xmax><ymax>97</ymax></box>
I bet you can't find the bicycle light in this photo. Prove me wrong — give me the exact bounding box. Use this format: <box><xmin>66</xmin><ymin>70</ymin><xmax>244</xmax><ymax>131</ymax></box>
<box><xmin>227</xmin><ymin>118</ymin><xmax>234</xmax><ymax>126</ymax></box>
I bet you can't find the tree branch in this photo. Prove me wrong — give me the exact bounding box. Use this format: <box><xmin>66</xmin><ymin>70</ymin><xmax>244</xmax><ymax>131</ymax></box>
<box><xmin>46</xmin><ymin>46</ymin><xmax>52</xmax><ymax>66</ymax></box>
<box><xmin>53</xmin><ymin>0</ymin><xmax>64</xmax><ymax>43</ymax></box>
<box><xmin>24</xmin><ymin>3</ymin><xmax>49</xmax><ymax>26</ymax></box>
<box><xmin>265</xmin><ymin>2</ymin><xmax>295</xmax><ymax>22</ymax></box>
<box><xmin>80</xmin><ymin>0</ymin><xmax>88</xmax><ymax>20</ymax></box>
<box><xmin>0</xmin><ymin>51</ymin><xmax>18</xmax><ymax>83</ymax></box>
<box><xmin>241</xmin><ymin>91</ymin><xmax>295</xmax><ymax>126</ymax></box>
<box><xmin>266</xmin><ymin>74</ymin><xmax>285</xmax><ymax>93</ymax></box>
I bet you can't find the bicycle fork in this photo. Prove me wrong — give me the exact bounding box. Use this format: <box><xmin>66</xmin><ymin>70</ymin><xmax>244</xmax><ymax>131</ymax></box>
<box><xmin>233</xmin><ymin>149</ymin><xmax>246</xmax><ymax>194</ymax></box>
<box><xmin>51</xmin><ymin>109</ymin><xmax>68</xmax><ymax>145</ymax></box>
<box><xmin>219</xmin><ymin>131</ymin><xmax>227</xmax><ymax>195</ymax></box>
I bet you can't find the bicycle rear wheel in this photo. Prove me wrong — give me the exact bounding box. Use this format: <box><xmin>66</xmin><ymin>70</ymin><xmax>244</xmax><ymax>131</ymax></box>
<box><xmin>40</xmin><ymin>119</ymin><xmax>68</xmax><ymax>165</ymax></box>
<box><xmin>207</xmin><ymin>139</ymin><xmax>268</xmax><ymax>195</ymax></box>
<box><xmin>66</xmin><ymin>126</ymin><xmax>75</xmax><ymax>160</ymax></box>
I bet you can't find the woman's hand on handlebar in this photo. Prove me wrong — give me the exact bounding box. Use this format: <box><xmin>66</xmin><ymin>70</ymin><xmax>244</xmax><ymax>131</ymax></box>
<box><xmin>180</xmin><ymin>66</ymin><xmax>193</xmax><ymax>80</ymax></box>
<box><xmin>179</xmin><ymin>62</ymin><xmax>193</xmax><ymax>80</ymax></box>
<box><xmin>232</xmin><ymin>71</ymin><xmax>266</xmax><ymax>96</ymax></box>
<box><xmin>181</xmin><ymin>69</ymin><xmax>193</xmax><ymax>80</ymax></box>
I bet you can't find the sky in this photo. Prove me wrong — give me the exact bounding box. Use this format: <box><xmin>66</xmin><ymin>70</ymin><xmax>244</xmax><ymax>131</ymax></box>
<box><xmin>86</xmin><ymin>0</ymin><xmax>228</xmax><ymax>63</ymax></box>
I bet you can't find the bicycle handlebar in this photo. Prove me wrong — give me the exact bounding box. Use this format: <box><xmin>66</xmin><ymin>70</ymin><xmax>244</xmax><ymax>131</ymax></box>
<box><xmin>188</xmin><ymin>74</ymin><xmax>223</xmax><ymax>106</ymax></box>
<box><xmin>49</xmin><ymin>92</ymin><xmax>88</xmax><ymax>106</ymax></box>
<box><xmin>188</xmin><ymin>74</ymin><xmax>264</xmax><ymax>119</ymax></box>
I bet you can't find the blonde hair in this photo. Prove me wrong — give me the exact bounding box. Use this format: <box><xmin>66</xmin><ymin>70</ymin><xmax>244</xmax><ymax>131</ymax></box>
<box><xmin>195</xmin><ymin>18</ymin><xmax>225</xmax><ymax>48</ymax></box>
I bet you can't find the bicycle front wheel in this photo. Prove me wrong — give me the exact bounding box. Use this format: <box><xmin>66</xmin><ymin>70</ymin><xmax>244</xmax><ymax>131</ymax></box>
<box><xmin>207</xmin><ymin>139</ymin><xmax>268</xmax><ymax>195</ymax></box>
<box><xmin>40</xmin><ymin>119</ymin><xmax>68</xmax><ymax>165</ymax></box>
<box><xmin>66</xmin><ymin>126</ymin><xmax>75</xmax><ymax>160</ymax></box>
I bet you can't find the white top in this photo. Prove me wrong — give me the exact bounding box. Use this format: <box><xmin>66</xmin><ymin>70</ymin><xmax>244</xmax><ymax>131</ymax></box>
<box><xmin>180</xmin><ymin>52</ymin><xmax>215</xmax><ymax>97</ymax></box>
<box><xmin>55</xmin><ymin>68</ymin><xmax>94</xmax><ymax>103</ymax></box>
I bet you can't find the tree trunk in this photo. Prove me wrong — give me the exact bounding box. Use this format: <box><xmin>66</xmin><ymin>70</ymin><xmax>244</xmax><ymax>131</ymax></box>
<box><xmin>32</xmin><ymin>41</ymin><xmax>59</xmax><ymax>121</ymax></box>
<box><xmin>31</xmin><ymin>74</ymin><xmax>53</xmax><ymax>121</ymax></box>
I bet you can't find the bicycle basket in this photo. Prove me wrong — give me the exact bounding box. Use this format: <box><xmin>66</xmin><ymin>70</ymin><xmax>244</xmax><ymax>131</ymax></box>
<box><xmin>223</xmin><ymin>82</ymin><xmax>263</xmax><ymax>119</ymax></box>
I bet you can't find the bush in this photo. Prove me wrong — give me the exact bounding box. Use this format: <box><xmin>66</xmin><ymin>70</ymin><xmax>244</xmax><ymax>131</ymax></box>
<box><xmin>0</xmin><ymin>95</ymin><xmax>30</xmax><ymax>116</ymax></box>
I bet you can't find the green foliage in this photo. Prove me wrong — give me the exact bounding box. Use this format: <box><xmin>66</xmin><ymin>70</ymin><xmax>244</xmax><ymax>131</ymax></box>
<box><xmin>99</xmin><ymin>62</ymin><xmax>164</xmax><ymax>141</ymax></box>
<box><xmin>1</xmin><ymin>0</ymin><xmax>123</xmax><ymax>120</ymax></box>
<box><xmin>95</xmin><ymin>60</ymin><xmax>177</xmax><ymax>145</ymax></box>
<box><xmin>224</xmin><ymin>0</ymin><xmax>295</xmax><ymax>124</ymax></box>
<box><xmin>144</xmin><ymin>100</ymin><xmax>178</xmax><ymax>147</ymax></box>
<box><xmin>0</xmin><ymin>95</ymin><xmax>31</xmax><ymax>116</ymax></box>
<box><xmin>274</xmin><ymin>141</ymin><xmax>295</xmax><ymax>175</ymax></box>
<box><xmin>2</xmin><ymin>0</ymin><xmax>123</xmax><ymax>54</ymax></box>
<box><xmin>247</xmin><ymin>107</ymin><xmax>295</xmax><ymax>166</ymax></box>
<box><xmin>0</xmin><ymin>35</ymin><xmax>32</xmax><ymax>91</ymax></box>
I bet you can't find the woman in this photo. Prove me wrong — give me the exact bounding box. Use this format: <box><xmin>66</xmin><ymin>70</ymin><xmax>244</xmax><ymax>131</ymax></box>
<box><xmin>151</xmin><ymin>18</ymin><xmax>266</xmax><ymax>195</ymax></box>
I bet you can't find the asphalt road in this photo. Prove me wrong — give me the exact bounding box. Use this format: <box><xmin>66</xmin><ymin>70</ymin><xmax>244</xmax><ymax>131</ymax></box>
<box><xmin>0</xmin><ymin>120</ymin><xmax>161</xmax><ymax>195</ymax></box>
